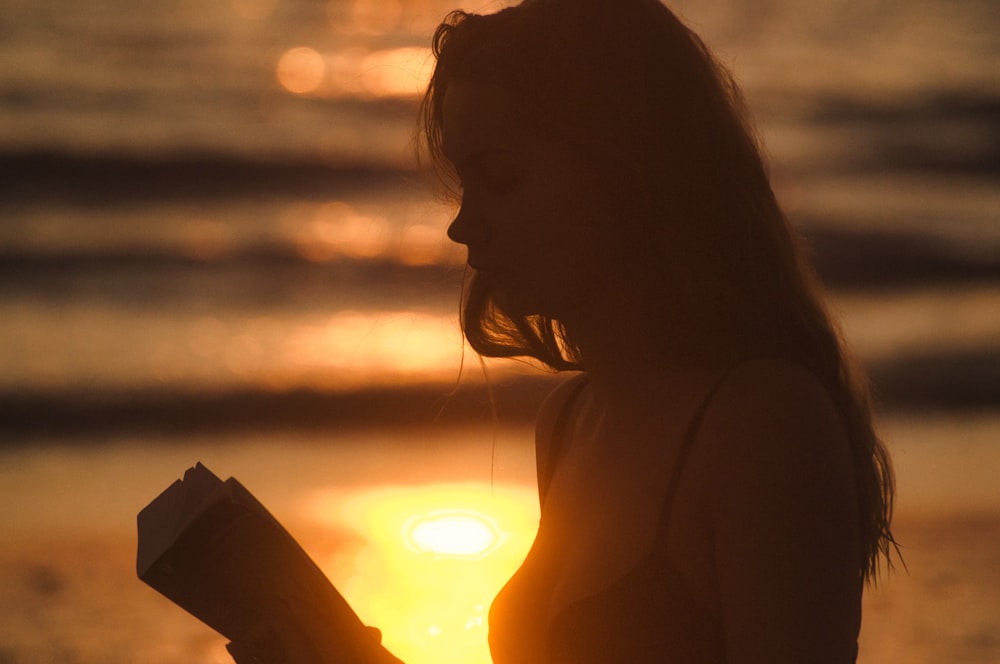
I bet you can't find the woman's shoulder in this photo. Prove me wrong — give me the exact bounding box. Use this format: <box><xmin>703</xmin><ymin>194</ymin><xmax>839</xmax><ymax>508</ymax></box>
<box><xmin>691</xmin><ymin>356</ymin><xmax>855</xmax><ymax>510</ymax></box>
<box><xmin>707</xmin><ymin>357</ymin><xmax>844</xmax><ymax>433</ymax></box>
<box><xmin>682</xmin><ymin>368</ymin><xmax>864</xmax><ymax>659</ymax></box>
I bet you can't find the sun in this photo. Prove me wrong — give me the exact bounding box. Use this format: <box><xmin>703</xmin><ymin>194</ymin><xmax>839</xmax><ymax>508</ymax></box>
<box><xmin>404</xmin><ymin>509</ymin><xmax>505</xmax><ymax>558</ymax></box>
<box><xmin>305</xmin><ymin>482</ymin><xmax>539</xmax><ymax>664</ymax></box>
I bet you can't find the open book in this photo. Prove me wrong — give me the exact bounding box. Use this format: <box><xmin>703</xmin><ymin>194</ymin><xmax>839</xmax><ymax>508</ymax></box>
<box><xmin>137</xmin><ymin>462</ymin><xmax>392</xmax><ymax>663</ymax></box>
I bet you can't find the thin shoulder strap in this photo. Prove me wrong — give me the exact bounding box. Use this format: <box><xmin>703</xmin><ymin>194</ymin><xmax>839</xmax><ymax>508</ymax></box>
<box><xmin>538</xmin><ymin>375</ymin><xmax>590</xmax><ymax>507</ymax></box>
<box><xmin>657</xmin><ymin>363</ymin><xmax>740</xmax><ymax>536</ymax></box>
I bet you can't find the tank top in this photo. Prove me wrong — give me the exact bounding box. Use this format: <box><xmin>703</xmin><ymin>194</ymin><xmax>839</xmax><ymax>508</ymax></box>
<box><xmin>489</xmin><ymin>372</ymin><xmax>731</xmax><ymax>663</ymax></box>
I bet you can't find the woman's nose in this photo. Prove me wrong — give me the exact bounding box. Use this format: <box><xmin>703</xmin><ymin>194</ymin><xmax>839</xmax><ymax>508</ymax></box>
<box><xmin>446</xmin><ymin>204</ymin><xmax>489</xmax><ymax>246</ymax></box>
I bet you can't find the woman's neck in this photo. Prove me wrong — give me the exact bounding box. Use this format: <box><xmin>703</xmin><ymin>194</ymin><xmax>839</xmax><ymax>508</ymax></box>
<box><xmin>564</xmin><ymin>293</ymin><xmax>728</xmax><ymax>396</ymax></box>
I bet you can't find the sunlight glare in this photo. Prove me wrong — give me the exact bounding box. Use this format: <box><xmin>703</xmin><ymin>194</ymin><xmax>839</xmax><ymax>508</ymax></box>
<box><xmin>305</xmin><ymin>483</ymin><xmax>540</xmax><ymax>664</ymax></box>
<box><xmin>405</xmin><ymin>510</ymin><xmax>503</xmax><ymax>558</ymax></box>
<box><xmin>284</xmin><ymin>311</ymin><xmax>462</xmax><ymax>381</ymax></box>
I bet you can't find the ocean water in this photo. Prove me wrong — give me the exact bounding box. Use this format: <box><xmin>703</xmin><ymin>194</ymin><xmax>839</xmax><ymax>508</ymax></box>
<box><xmin>2</xmin><ymin>0</ymin><xmax>998</xmax><ymax>413</ymax></box>
<box><xmin>1</xmin><ymin>0</ymin><xmax>999</xmax><ymax>662</ymax></box>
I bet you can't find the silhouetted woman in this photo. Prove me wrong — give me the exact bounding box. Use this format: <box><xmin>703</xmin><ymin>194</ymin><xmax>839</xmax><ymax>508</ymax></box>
<box><xmin>229</xmin><ymin>0</ymin><xmax>896</xmax><ymax>662</ymax></box>
<box><xmin>421</xmin><ymin>0</ymin><xmax>895</xmax><ymax>662</ymax></box>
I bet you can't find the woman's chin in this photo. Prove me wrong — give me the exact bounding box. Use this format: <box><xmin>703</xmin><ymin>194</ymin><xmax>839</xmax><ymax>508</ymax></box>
<box><xmin>491</xmin><ymin>285</ymin><xmax>544</xmax><ymax>318</ymax></box>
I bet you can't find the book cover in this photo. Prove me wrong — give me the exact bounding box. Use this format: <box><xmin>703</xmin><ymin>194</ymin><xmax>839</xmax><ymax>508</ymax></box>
<box><xmin>137</xmin><ymin>463</ymin><xmax>386</xmax><ymax>663</ymax></box>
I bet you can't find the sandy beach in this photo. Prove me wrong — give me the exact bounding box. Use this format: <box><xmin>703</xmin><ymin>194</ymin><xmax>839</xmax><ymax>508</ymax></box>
<box><xmin>1</xmin><ymin>412</ymin><xmax>998</xmax><ymax>663</ymax></box>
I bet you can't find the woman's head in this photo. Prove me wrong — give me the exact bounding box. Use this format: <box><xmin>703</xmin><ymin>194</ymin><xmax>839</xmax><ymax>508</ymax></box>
<box><xmin>423</xmin><ymin>0</ymin><xmax>800</xmax><ymax>366</ymax></box>
<box><xmin>439</xmin><ymin>76</ymin><xmax>641</xmax><ymax>334</ymax></box>
<box><xmin>423</xmin><ymin>0</ymin><xmax>896</xmax><ymax>583</ymax></box>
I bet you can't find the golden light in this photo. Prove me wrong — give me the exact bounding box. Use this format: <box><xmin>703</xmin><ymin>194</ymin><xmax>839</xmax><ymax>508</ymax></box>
<box><xmin>404</xmin><ymin>510</ymin><xmax>504</xmax><ymax>558</ymax></box>
<box><xmin>282</xmin><ymin>200</ymin><xmax>462</xmax><ymax>266</ymax></box>
<box><xmin>276</xmin><ymin>46</ymin><xmax>326</xmax><ymax>95</ymax></box>
<box><xmin>296</xmin><ymin>201</ymin><xmax>390</xmax><ymax>262</ymax></box>
<box><xmin>361</xmin><ymin>47</ymin><xmax>434</xmax><ymax>98</ymax></box>
<box><xmin>399</xmin><ymin>223</ymin><xmax>452</xmax><ymax>266</ymax></box>
<box><xmin>284</xmin><ymin>311</ymin><xmax>462</xmax><ymax>381</ymax></box>
<box><xmin>277</xmin><ymin>46</ymin><xmax>433</xmax><ymax>100</ymax></box>
<box><xmin>230</xmin><ymin>0</ymin><xmax>277</xmax><ymax>20</ymax></box>
<box><xmin>305</xmin><ymin>483</ymin><xmax>540</xmax><ymax>664</ymax></box>
<box><xmin>349</xmin><ymin>0</ymin><xmax>404</xmax><ymax>36</ymax></box>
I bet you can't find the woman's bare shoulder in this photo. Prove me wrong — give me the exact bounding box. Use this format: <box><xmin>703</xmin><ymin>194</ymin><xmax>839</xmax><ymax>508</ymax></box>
<box><xmin>689</xmin><ymin>362</ymin><xmax>863</xmax><ymax>659</ymax></box>
<box><xmin>692</xmin><ymin>357</ymin><xmax>855</xmax><ymax>506</ymax></box>
<box><xmin>707</xmin><ymin>358</ymin><xmax>846</xmax><ymax>441</ymax></box>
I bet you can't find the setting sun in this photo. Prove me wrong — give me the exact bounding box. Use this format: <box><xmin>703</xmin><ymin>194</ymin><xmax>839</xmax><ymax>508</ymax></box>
<box><xmin>405</xmin><ymin>510</ymin><xmax>504</xmax><ymax>558</ymax></box>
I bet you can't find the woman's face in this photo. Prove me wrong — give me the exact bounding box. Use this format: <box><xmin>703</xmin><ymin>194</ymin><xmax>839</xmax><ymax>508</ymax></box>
<box><xmin>441</xmin><ymin>80</ymin><xmax>628</xmax><ymax>320</ymax></box>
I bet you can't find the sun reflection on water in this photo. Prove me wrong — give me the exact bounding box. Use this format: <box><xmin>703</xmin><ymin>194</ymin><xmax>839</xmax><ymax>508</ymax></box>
<box><xmin>405</xmin><ymin>509</ymin><xmax>505</xmax><ymax>558</ymax></box>
<box><xmin>275</xmin><ymin>46</ymin><xmax>326</xmax><ymax>95</ymax></box>
<box><xmin>285</xmin><ymin>311</ymin><xmax>462</xmax><ymax>379</ymax></box>
<box><xmin>275</xmin><ymin>46</ymin><xmax>433</xmax><ymax>99</ymax></box>
<box><xmin>305</xmin><ymin>483</ymin><xmax>539</xmax><ymax>664</ymax></box>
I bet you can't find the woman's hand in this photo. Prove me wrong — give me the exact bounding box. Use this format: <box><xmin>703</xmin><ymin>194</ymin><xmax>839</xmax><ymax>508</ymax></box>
<box><xmin>225</xmin><ymin>606</ymin><xmax>403</xmax><ymax>664</ymax></box>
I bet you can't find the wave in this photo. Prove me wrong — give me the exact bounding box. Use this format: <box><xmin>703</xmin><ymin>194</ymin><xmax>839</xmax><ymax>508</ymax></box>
<box><xmin>0</xmin><ymin>252</ymin><xmax>463</xmax><ymax>314</ymax></box>
<box><xmin>1</xmin><ymin>346</ymin><xmax>998</xmax><ymax>443</ymax></box>
<box><xmin>0</xmin><ymin>376</ymin><xmax>558</xmax><ymax>443</ymax></box>
<box><xmin>1</xmin><ymin>226</ymin><xmax>997</xmax><ymax>295</ymax></box>
<box><xmin>790</xmin><ymin>90</ymin><xmax>1000</xmax><ymax>176</ymax></box>
<box><xmin>805</xmin><ymin>227</ymin><xmax>1000</xmax><ymax>290</ymax></box>
<box><xmin>0</xmin><ymin>148</ymin><xmax>424</xmax><ymax>205</ymax></box>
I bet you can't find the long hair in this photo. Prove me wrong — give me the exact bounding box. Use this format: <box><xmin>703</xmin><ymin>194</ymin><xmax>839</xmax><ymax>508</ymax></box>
<box><xmin>420</xmin><ymin>0</ymin><xmax>895</xmax><ymax>582</ymax></box>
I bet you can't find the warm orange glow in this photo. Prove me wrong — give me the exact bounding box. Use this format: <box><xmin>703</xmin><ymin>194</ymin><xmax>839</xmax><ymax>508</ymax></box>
<box><xmin>276</xmin><ymin>47</ymin><xmax>326</xmax><ymax>95</ymax></box>
<box><xmin>282</xmin><ymin>200</ymin><xmax>463</xmax><ymax>266</ymax></box>
<box><xmin>360</xmin><ymin>47</ymin><xmax>434</xmax><ymax>98</ymax></box>
<box><xmin>398</xmin><ymin>223</ymin><xmax>452</xmax><ymax>266</ymax></box>
<box><xmin>348</xmin><ymin>0</ymin><xmax>404</xmax><ymax>36</ymax></box>
<box><xmin>178</xmin><ymin>219</ymin><xmax>235</xmax><ymax>261</ymax></box>
<box><xmin>278</xmin><ymin>47</ymin><xmax>433</xmax><ymax>100</ymax></box>
<box><xmin>295</xmin><ymin>202</ymin><xmax>390</xmax><ymax>262</ymax></box>
<box><xmin>284</xmin><ymin>311</ymin><xmax>462</xmax><ymax>380</ymax></box>
<box><xmin>230</xmin><ymin>0</ymin><xmax>277</xmax><ymax>20</ymax></box>
<box><xmin>305</xmin><ymin>483</ymin><xmax>539</xmax><ymax>664</ymax></box>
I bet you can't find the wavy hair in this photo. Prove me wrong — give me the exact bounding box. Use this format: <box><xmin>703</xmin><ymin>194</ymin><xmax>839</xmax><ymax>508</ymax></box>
<box><xmin>420</xmin><ymin>0</ymin><xmax>896</xmax><ymax>581</ymax></box>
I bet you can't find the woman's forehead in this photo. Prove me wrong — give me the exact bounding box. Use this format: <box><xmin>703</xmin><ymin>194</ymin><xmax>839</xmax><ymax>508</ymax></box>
<box><xmin>441</xmin><ymin>81</ymin><xmax>525</xmax><ymax>165</ymax></box>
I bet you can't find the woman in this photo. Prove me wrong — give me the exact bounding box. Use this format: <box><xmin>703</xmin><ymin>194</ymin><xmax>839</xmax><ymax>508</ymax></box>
<box><xmin>422</xmin><ymin>0</ymin><xmax>895</xmax><ymax>662</ymax></box>
<box><xmin>230</xmin><ymin>0</ymin><xmax>895</xmax><ymax>661</ymax></box>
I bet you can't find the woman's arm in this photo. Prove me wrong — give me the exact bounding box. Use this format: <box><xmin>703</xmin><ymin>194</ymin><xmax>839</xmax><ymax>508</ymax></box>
<box><xmin>700</xmin><ymin>359</ymin><xmax>862</xmax><ymax>663</ymax></box>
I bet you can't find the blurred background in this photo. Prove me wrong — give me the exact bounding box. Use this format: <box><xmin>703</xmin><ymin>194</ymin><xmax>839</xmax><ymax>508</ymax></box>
<box><xmin>1</xmin><ymin>0</ymin><xmax>998</xmax><ymax>662</ymax></box>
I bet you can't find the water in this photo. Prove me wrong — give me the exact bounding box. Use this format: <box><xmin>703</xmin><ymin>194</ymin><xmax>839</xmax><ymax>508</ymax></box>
<box><xmin>2</xmin><ymin>0</ymin><xmax>998</xmax><ymax>406</ymax></box>
<box><xmin>1</xmin><ymin>0</ymin><xmax>999</xmax><ymax>661</ymax></box>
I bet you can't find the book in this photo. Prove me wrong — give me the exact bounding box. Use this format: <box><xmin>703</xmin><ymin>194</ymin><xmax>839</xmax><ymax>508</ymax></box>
<box><xmin>137</xmin><ymin>462</ymin><xmax>394</xmax><ymax>663</ymax></box>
